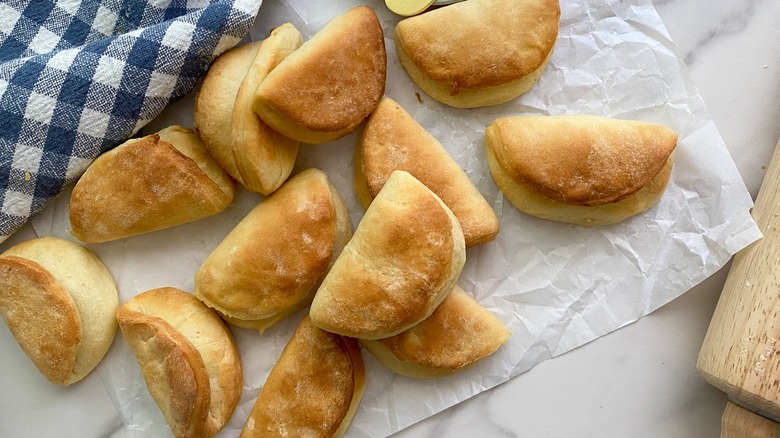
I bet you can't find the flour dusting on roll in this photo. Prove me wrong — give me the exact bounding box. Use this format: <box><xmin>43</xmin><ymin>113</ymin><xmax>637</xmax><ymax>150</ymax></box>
<box><xmin>240</xmin><ymin>316</ymin><xmax>364</xmax><ymax>438</ymax></box>
<box><xmin>195</xmin><ymin>168</ymin><xmax>351</xmax><ymax>333</ymax></box>
<box><xmin>356</xmin><ymin>96</ymin><xmax>499</xmax><ymax>247</ymax></box>
<box><xmin>69</xmin><ymin>126</ymin><xmax>235</xmax><ymax>243</ymax></box>
<box><xmin>310</xmin><ymin>170</ymin><xmax>465</xmax><ymax>340</ymax></box>
<box><xmin>395</xmin><ymin>0</ymin><xmax>560</xmax><ymax>108</ymax></box>
<box><xmin>485</xmin><ymin>115</ymin><xmax>678</xmax><ymax>226</ymax></box>
<box><xmin>361</xmin><ymin>285</ymin><xmax>510</xmax><ymax>378</ymax></box>
<box><xmin>253</xmin><ymin>6</ymin><xmax>386</xmax><ymax>144</ymax></box>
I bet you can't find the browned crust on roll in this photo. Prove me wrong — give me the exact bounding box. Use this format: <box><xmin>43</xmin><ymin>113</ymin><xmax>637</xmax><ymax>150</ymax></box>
<box><xmin>361</xmin><ymin>285</ymin><xmax>510</xmax><ymax>378</ymax></box>
<box><xmin>195</xmin><ymin>168</ymin><xmax>351</xmax><ymax>331</ymax></box>
<box><xmin>0</xmin><ymin>237</ymin><xmax>119</xmax><ymax>385</ymax></box>
<box><xmin>484</xmin><ymin>115</ymin><xmax>677</xmax><ymax>226</ymax></box>
<box><xmin>194</xmin><ymin>41</ymin><xmax>261</xmax><ymax>183</ymax></box>
<box><xmin>119</xmin><ymin>313</ymin><xmax>209</xmax><ymax>438</ymax></box>
<box><xmin>0</xmin><ymin>256</ymin><xmax>81</xmax><ymax>385</ymax></box>
<box><xmin>310</xmin><ymin>170</ymin><xmax>466</xmax><ymax>340</ymax></box>
<box><xmin>356</xmin><ymin>97</ymin><xmax>499</xmax><ymax>246</ymax></box>
<box><xmin>158</xmin><ymin>126</ymin><xmax>235</xmax><ymax>200</ymax></box>
<box><xmin>239</xmin><ymin>315</ymin><xmax>364</xmax><ymax>438</ymax></box>
<box><xmin>487</xmin><ymin>115</ymin><xmax>678</xmax><ymax>206</ymax></box>
<box><xmin>231</xmin><ymin>23</ymin><xmax>302</xmax><ymax>195</ymax></box>
<box><xmin>196</xmin><ymin>24</ymin><xmax>302</xmax><ymax>195</ymax></box>
<box><xmin>253</xmin><ymin>5</ymin><xmax>386</xmax><ymax>143</ymax></box>
<box><xmin>117</xmin><ymin>287</ymin><xmax>242</xmax><ymax>438</ymax></box>
<box><xmin>70</xmin><ymin>132</ymin><xmax>234</xmax><ymax>243</ymax></box>
<box><xmin>394</xmin><ymin>0</ymin><xmax>559</xmax><ymax>96</ymax></box>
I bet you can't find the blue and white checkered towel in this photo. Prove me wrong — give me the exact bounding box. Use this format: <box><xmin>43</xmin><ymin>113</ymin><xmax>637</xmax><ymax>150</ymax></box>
<box><xmin>0</xmin><ymin>0</ymin><xmax>262</xmax><ymax>243</ymax></box>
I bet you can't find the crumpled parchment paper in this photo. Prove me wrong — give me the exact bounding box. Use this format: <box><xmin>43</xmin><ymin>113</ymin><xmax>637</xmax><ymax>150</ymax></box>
<box><xmin>31</xmin><ymin>0</ymin><xmax>762</xmax><ymax>436</ymax></box>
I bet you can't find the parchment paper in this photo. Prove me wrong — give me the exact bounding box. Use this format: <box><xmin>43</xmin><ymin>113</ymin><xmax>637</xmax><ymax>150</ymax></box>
<box><xmin>31</xmin><ymin>0</ymin><xmax>762</xmax><ymax>436</ymax></box>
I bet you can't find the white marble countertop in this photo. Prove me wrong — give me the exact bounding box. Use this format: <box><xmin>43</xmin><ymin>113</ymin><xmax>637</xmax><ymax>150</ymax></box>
<box><xmin>398</xmin><ymin>0</ymin><xmax>780</xmax><ymax>436</ymax></box>
<box><xmin>1</xmin><ymin>0</ymin><xmax>779</xmax><ymax>437</ymax></box>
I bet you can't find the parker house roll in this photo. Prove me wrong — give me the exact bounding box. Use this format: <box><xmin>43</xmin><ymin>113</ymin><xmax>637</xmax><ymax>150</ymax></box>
<box><xmin>69</xmin><ymin>126</ymin><xmax>235</xmax><ymax>243</ymax></box>
<box><xmin>195</xmin><ymin>168</ymin><xmax>351</xmax><ymax>333</ymax></box>
<box><xmin>485</xmin><ymin>115</ymin><xmax>678</xmax><ymax>226</ymax></box>
<box><xmin>194</xmin><ymin>23</ymin><xmax>302</xmax><ymax>194</ymax></box>
<box><xmin>240</xmin><ymin>316</ymin><xmax>364</xmax><ymax>438</ymax></box>
<box><xmin>361</xmin><ymin>285</ymin><xmax>510</xmax><ymax>378</ymax></box>
<box><xmin>253</xmin><ymin>5</ymin><xmax>386</xmax><ymax>144</ymax></box>
<box><xmin>310</xmin><ymin>170</ymin><xmax>466</xmax><ymax>340</ymax></box>
<box><xmin>0</xmin><ymin>237</ymin><xmax>118</xmax><ymax>385</ymax></box>
<box><xmin>394</xmin><ymin>0</ymin><xmax>560</xmax><ymax>108</ymax></box>
<box><xmin>116</xmin><ymin>287</ymin><xmax>242</xmax><ymax>438</ymax></box>
<box><xmin>356</xmin><ymin>96</ymin><xmax>499</xmax><ymax>247</ymax></box>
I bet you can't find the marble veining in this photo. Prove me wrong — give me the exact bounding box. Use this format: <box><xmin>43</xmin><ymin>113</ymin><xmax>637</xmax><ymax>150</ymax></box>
<box><xmin>677</xmin><ymin>2</ymin><xmax>757</xmax><ymax>65</ymax></box>
<box><xmin>397</xmin><ymin>0</ymin><xmax>780</xmax><ymax>436</ymax></box>
<box><xmin>655</xmin><ymin>0</ymin><xmax>780</xmax><ymax>199</ymax></box>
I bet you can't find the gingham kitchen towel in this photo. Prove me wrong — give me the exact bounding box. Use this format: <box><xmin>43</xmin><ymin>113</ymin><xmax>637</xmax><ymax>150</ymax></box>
<box><xmin>0</xmin><ymin>0</ymin><xmax>262</xmax><ymax>243</ymax></box>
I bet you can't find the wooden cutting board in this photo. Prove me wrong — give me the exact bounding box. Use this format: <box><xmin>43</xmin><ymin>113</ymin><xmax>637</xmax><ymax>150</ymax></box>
<box><xmin>721</xmin><ymin>402</ymin><xmax>780</xmax><ymax>438</ymax></box>
<box><xmin>698</xmin><ymin>137</ymin><xmax>780</xmax><ymax>433</ymax></box>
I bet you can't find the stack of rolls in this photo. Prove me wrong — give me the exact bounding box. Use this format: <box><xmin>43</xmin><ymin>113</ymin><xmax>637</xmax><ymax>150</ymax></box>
<box><xmin>194</xmin><ymin>23</ymin><xmax>302</xmax><ymax>195</ymax></box>
<box><xmin>309</xmin><ymin>170</ymin><xmax>510</xmax><ymax>376</ymax></box>
<box><xmin>195</xmin><ymin>4</ymin><xmax>387</xmax><ymax>198</ymax></box>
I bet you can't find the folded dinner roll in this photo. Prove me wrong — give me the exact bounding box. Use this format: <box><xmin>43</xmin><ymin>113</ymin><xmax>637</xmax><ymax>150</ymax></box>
<box><xmin>240</xmin><ymin>315</ymin><xmax>364</xmax><ymax>438</ymax></box>
<box><xmin>394</xmin><ymin>0</ymin><xmax>560</xmax><ymax>108</ymax></box>
<box><xmin>356</xmin><ymin>96</ymin><xmax>499</xmax><ymax>246</ymax></box>
<box><xmin>361</xmin><ymin>285</ymin><xmax>510</xmax><ymax>378</ymax></box>
<box><xmin>195</xmin><ymin>168</ymin><xmax>351</xmax><ymax>332</ymax></box>
<box><xmin>485</xmin><ymin>115</ymin><xmax>678</xmax><ymax>226</ymax></box>
<box><xmin>116</xmin><ymin>287</ymin><xmax>242</xmax><ymax>438</ymax></box>
<box><xmin>194</xmin><ymin>23</ymin><xmax>302</xmax><ymax>194</ymax></box>
<box><xmin>310</xmin><ymin>170</ymin><xmax>466</xmax><ymax>340</ymax></box>
<box><xmin>253</xmin><ymin>5</ymin><xmax>386</xmax><ymax>144</ymax></box>
<box><xmin>0</xmin><ymin>237</ymin><xmax>118</xmax><ymax>385</ymax></box>
<box><xmin>69</xmin><ymin>126</ymin><xmax>235</xmax><ymax>243</ymax></box>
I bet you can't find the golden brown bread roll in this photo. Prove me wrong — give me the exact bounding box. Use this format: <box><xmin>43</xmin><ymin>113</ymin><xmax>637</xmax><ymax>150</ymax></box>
<box><xmin>240</xmin><ymin>315</ymin><xmax>364</xmax><ymax>438</ymax></box>
<box><xmin>0</xmin><ymin>237</ymin><xmax>117</xmax><ymax>385</ymax></box>
<box><xmin>116</xmin><ymin>287</ymin><xmax>242</xmax><ymax>438</ymax></box>
<box><xmin>356</xmin><ymin>96</ymin><xmax>499</xmax><ymax>246</ymax></box>
<box><xmin>394</xmin><ymin>0</ymin><xmax>560</xmax><ymax>108</ymax></box>
<box><xmin>195</xmin><ymin>168</ymin><xmax>351</xmax><ymax>332</ymax></box>
<box><xmin>194</xmin><ymin>23</ymin><xmax>302</xmax><ymax>194</ymax></box>
<box><xmin>361</xmin><ymin>285</ymin><xmax>510</xmax><ymax>378</ymax></box>
<box><xmin>253</xmin><ymin>6</ymin><xmax>386</xmax><ymax>144</ymax></box>
<box><xmin>485</xmin><ymin>115</ymin><xmax>678</xmax><ymax>226</ymax></box>
<box><xmin>194</xmin><ymin>42</ymin><xmax>257</xmax><ymax>183</ymax></box>
<box><xmin>310</xmin><ymin>170</ymin><xmax>466</xmax><ymax>340</ymax></box>
<box><xmin>69</xmin><ymin>126</ymin><xmax>235</xmax><ymax>243</ymax></box>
